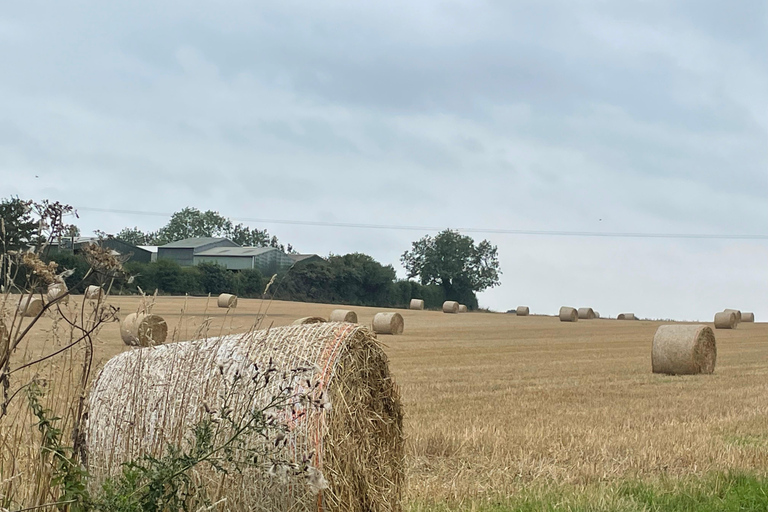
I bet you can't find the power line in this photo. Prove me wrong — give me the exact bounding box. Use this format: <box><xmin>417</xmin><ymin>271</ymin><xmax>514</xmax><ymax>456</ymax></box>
<box><xmin>73</xmin><ymin>206</ymin><xmax>768</xmax><ymax>241</ymax></box>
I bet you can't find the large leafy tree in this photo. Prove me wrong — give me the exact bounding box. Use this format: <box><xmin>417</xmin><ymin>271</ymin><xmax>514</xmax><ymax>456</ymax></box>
<box><xmin>116</xmin><ymin>207</ymin><xmax>290</xmax><ymax>250</ymax></box>
<box><xmin>401</xmin><ymin>229</ymin><xmax>501</xmax><ymax>307</ymax></box>
<box><xmin>0</xmin><ymin>197</ymin><xmax>37</xmax><ymax>252</ymax></box>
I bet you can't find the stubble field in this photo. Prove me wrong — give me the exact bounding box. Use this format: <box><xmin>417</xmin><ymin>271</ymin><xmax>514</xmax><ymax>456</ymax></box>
<box><xmin>6</xmin><ymin>295</ymin><xmax>768</xmax><ymax>509</ymax></box>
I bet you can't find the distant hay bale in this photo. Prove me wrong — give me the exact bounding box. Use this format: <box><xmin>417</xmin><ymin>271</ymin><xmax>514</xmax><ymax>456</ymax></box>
<box><xmin>46</xmin><ymin>283</ymin><xmax>69</xmax><ymax>305</ymax></box>
<box><xmin>578</xmin><ymin>307</ymin><xmax>596</xmax><ymax>320</ymax></box>
<box><xmin>17</xmin><ymin>296</ymin><xmax>43</xmax><ymax>317</ymax></box>
<box><xmin>516</xmin><ymin>306</ymin><xmax>530</xmax><ymax>316</ymax></box>
<box><xmin>84</xmin><ymin>285</ymin><xmax>103</xmax><ymax>300</ymax></box>
<box><xmin>714</xmin><ymin>311</ymin><xmax>737</xmax><ymax>329</ymax></box>
<box><xmin>292</xmin><ymin>316</ymin><xmax>326</xmax><ymax>325</ymax></box>
<box><xmin>595</xmin><ymin>312</ymin><xmax>600</xmax><ymax>319</ymax></box>
<box><xmin>372</xmin><ymin>312</ymin><xmax>404</xmax><ymax>335</ymax></box>
<box><xmin>723</xmin><ymin>309</ymin><xmax>741</xmax><ymax>324</ymax></box>
<box><xmin>652</xmin><ymin>324</ymin><xmax>716</xmax><ymax>375</ymax></box>
<box><xmin>86</xmin><ymin>323</ymin><xmax>404</xmax><ymax>511</ymax></box>
<box><xmin>742</xmin><ymin>312</ymin><xmax>755</xmax><ymax>323</ymax></box>
<box><xmin>618</xmin><ymin>313</ymin><xmax>636</xmax><ymax>320</ymax></box>
<box><xmin>409</xmin><ymin>299</ymin><xmax>424</xmax><ymax>310</ymax></box>
<box><xmin>329</xmin><ymin>309</ymin><xmax>357</xmax><ymax>323</ymax></box>
<box><xmin>559</xmin><ymin>307</ymin><xmax>578</xmax><ymax>322</ymax></box>
<box><xmin>442</xmin><ymin>301</ymin><xmax>459</xmax><ymax>314</ymax></box>
<box><xmin>458</xmin><ymin>304</ymin><xmax>468</xmax><ymax>313</ymax></box>
<box><xmin>217</xmin><ymin>293</ymin><xmax>238</xmax><ymax>308</ymax></box>
<box><xmin>120</xmin><ymin>313</ymin><xmax>168</xmax><ymax>346</ymax></box>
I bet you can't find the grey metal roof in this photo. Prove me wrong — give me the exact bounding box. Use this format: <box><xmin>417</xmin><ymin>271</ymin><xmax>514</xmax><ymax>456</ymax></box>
<box><xmin>160</xmin><ymin>237</ymin><xmax>233</xmax><ymax>248</ymax></box>
<box><xmin>288</xmin><ymin>253</ymin><xmax>323</xmax><ymax>262</ymax></box>
<box><xmin>195</xmin><ymin>246</ymin><xmax>278</xmax><ymax>257</ymax></box>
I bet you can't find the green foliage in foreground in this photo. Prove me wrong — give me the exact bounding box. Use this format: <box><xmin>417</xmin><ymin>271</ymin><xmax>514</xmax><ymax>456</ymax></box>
<box><xmin>407</xmin><ymin>472</ymin><xmax>768</xmax><ymax>512</ymax></box>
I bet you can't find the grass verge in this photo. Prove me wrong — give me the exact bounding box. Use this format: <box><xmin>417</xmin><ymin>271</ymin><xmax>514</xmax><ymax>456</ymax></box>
<box><xmin>406</xmin><ymin>472</ymin><xmax>768</xmax><ymax>512</ymax></box>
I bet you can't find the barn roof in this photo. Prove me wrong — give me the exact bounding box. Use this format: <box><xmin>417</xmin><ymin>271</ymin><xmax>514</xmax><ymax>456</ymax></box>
<box><xmin>195</xmin><ymin>246</ymin><xmax>277</xmax><ymax>257</ymax></box>
<box><xmin>160</xmin><ymin>237</ymin><xmax>234</xmax><ymax>248</ymax></box>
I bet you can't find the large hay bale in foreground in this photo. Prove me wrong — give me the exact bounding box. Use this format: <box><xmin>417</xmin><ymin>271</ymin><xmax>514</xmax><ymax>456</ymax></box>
<box><xmin>329</xmin><ymin>309</ymin><xmax>357</xmax><ymax>323</ymax></box>
<box><xmin>409</xmin><ymin>299</ymin><xmax>424</xmax><ymax>310</ymax></box>
<box><xmin>84</xmin><ymin>285</ymin><xmax>103</xmax><ymax>300</ymax></box>
<box><xmin>714</xmin><ymin>311</ymin><xmax>737</xmax><ymax>329</ymax></box>
<box><xmin>217</xmin><ymin>293</ymin><xmax>238</xmax><ymax>308</ymax></box>
<box><xmin>372</xmin><ymin>312</ymin><xmax>404</xmax><ymax>335</ymax></box>
<box><xmin>559</xmin><ymin>306</ymin><xmax>578</xmax><ymax>322</ymax></box>
<box><xmin>618</xmin><ymin>313</ymin><xmax>636</xmax><ymax>320</ymax></box>
<box><xmin>442</xmin><ymin>301</ymin><xmax>459</xmax><ymax>314</ymax></box>
<box><xmin>17</xmin><ymin>296</ymin><xmax>43</xmax><ymax>317</ymax></box>
<box><xmin>742</xmin><ymin>312</ymin><xmax>755</xmax><ymax>323</ymax></box>
<box><xmin>578</xmin><ymin>307</ymin><xmax>596</xmax><ymax>320</ymax></box>
<box><xmin>120</xmin><ymin>313</ymin><xmax>168</xmax><ymax>346</ymax></box>
<box><xmin>516</xmin><ymin>306</ymin><xmax>530</xmax><ymax>316</ymax></box>
<box><xmin>652</xmin><ymin>324</ymin><xmax>716</xmax><ymax>375</ymax></box>
<box><xmin>292</xmin><ymin>316</ymin><xmax>326</xmax><ymax>325</ymax></box>
<box><xmin>86</xmin><ymin>323</ymin><xmax>404</xmax><ymax>511</ymax></box>
<box><xmin>46</xmin><ymin>283</ymin><xmax>69</xmax><ymax>305</ymax></box>
<box><xmin>458</xmin><ymin>304</ymin><xmax>468</xmax><ymax>313</ymax></box>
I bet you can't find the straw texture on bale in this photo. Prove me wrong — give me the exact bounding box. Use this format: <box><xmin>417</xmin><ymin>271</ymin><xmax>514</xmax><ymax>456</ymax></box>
<box><xmin>217</xmin><ymin>293</ymin><xmax>238</xmax><ymax>308</ymax></box>
<box><xmin>409</xmin><ymin>299</ymin><xmax>424</xmax><ymax>310</ymax></box>
<box><xmin>516</xmin><ymin>306</ymin><xmax>530</xmax><ymax>316</ymax></box>
<box><xmin>578</xmin><ymin>307</ymin><xmax>596</xmax><ymax>320</ymax></box>
<box><xmin>458</xmin><ymin>304</ymin><xmax>468</xmax><ymax>313</ymax></box>
<box><xmin>17</xmin><ymin>296</ymin><xmax>43</xmax><ymax>317</ymax></box>
<box><xmin>86</xmin><ymin>323</ymin><xmax>404</xmax><ymax>511</ymax></box>
<box><xmin>120</xmin><ymin>313</ymin><xmax>168</xmax><ymax>346</ymax></box>
<box><xmin>652</xmin><ymin>324</ymin><xmax>716</xmax><ymax>375</ymax></box>
<box><xmin>742</xmin><ymin>312</ymin><xmax>755</xmax><ymax>323</ymax></box>
<box><xmin>329</xmin><ymin>309</ymin><xmax>357</xmax><ymax>323</ymax></box>
<box><xmin>46</xmin><ymin>283</ymin><xmax>69</xmax><ymax>305</ymax></box>
<box><xmin>559</xmin><ymin>306</ymin><xmax>578</xmax><ymax>322</ymax></box>
<box><xmin>714</xmin><ymin>311</ymin><xmax>737</xmax><ymax>329</ymax></box>
<box><xmin>723</xmin><ymin>309</ymin><xmax>741</xmax><ymax>324</ymax></box>
<box><xmin>292</xmin><ymin>316</ymin><xmax>327</xmax><ymax>325</ymax></box>
<box><xmin>618</xmin><ymin>313</ymin><xmax>636</xmax><ymax>320</ymax></box>
<box><xmin>442</xmin><ymin>301</ymin><xmax>459</xmax><ymax>314</ymax></box>
<box><xmin>372</xmin><ymin>312</ymin><xmax>404</xmax><ymax>335</ymax></box>
<box><xmin>84</xmin><ymin>285</ymin><xmax>103</xmax><ymax>300</ymax></box>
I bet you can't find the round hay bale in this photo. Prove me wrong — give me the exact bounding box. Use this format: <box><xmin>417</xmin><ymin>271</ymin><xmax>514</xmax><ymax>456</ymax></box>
<box><xmin>292</xmin><ymin>316</ymin><xmax>326</xmax><ymax>325</ymax></box>
<box><xmin>442</xmin><ymin>301</ymin><xmax>459</xmax><ymax>314</ymax></box>
<box><xmin>559</xmin><ymin>306</ymin><xmax>578</xmax><ymax>322</ymax></box>
<box><xmin>578</xmin><ymin>307</ymin><xmax>596</xmax><ymax>320</ymax></box>
<box><xmin>46</xmin><ymin>283</ymin><xmax>69</xmax><ymax>305</ymax></box>
<box><xmin>329</xmin><ymin>309</ymin><xmax>357</xmax><ymax>323</ymax></box>
<box><xmin>372</xmin><ymin>312</ymin><xmax>404</xmax><ymax>335</ymax></box>
<box><xmin>595</xmin><ymin>312</ymin><xmax>600</xmax><ymax>319</ymax></box>
<box><xmin>120</xmin><ymin>313</ymin><xmax>168</xmax><ymax>346</ymax></box>
<box><xmin>714</xmin><ymin>311</ymin><xmax>737</xmax><ymax>329</ymax></box>
<box><xmin>217</xmin><ymin>293</ymin><xmax>238</xmax><ymax>308</ymax></box>
<box><xmin>409</xmin><ymin>299</ymin><xmax>424</xmax><ymax>310</ymax></box>
<box><xmin>742</xmin><ymin>312</ymin><xmax>755</xmax><ymax>323</ymax></box>
<box><xmin>17</xmin><ymin>296</ymin><xmax>43</xmax><ymax>317</ymax></box>
<box><xmin>84</xmin><ymin>285</ymin><xmax>103</xmax><ymax>300</ymax></box>
<box><xmin>723</xmin><ymin>309</ymin><xmax>741</xmax><ymax>324</ymax></box>
<box><xmin>86</xmin><ymin>323</ymin><xmax>404</xmax><ymax>511</ymax></box>
<box><xmin>652</xmin><ymin>324</ymin><xmax>716</xmax><ymax>375</ymax></box>
<box><xmin>516</xmin><ymin>306</ymin><xmax>530</xmax><ymax>316</ymax></box>
<box><xmin>458</xmin><ymin>304</ymin><xmax>468</xmax><ymax>313</ymax></box>
<box><xmin>618</xmin><ymin>313</ymin><xmax>636</xmax><ymax>320</ymax></box>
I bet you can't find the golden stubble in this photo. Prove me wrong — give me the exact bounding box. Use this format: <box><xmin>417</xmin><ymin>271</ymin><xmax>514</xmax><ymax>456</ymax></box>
<box><xmin>4</xmin><ymin>296</ymin><xmax>768</xmax><ymax>505</ymax></box>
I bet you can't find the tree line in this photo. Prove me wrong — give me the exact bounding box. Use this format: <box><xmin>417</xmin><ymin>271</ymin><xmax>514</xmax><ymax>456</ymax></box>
<box><xmin>1</xmin><ymin>197</ymin><xmax>501</xmax><ymax>310</ymax></box>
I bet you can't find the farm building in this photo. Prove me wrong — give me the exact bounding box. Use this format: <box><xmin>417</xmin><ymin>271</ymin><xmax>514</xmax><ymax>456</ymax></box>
<box><xmin>288</xmin><ymin>253</ymin><xmax>326</xmax><ymax>266</ymax></box>
<box><xmin>193</xmin><ymin>246</ymin><xmax>295</xmax><ymax>273</ymax></box>
<box><xmin>50</xmin><ymin>237</ymin><xmax>153</xmax><ymax>263</ymax></box>
<box><xmin>156</xmin><ymin>237</ymin><xmax>239</xmax><ymax>267</ymax></box>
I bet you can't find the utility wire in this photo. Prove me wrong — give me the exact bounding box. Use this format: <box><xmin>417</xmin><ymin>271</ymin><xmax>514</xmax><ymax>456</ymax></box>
<box><xmin>73</xmin><ymin>206</ymin><xmax>768</xmax><ymax>241</ymax></box>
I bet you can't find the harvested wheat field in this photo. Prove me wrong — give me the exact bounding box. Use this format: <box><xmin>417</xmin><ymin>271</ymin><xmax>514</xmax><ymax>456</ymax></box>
<box><xmin>5</xmin><ymin>295</ymin><xmax>768</xmax><ymax>509</ymax></box>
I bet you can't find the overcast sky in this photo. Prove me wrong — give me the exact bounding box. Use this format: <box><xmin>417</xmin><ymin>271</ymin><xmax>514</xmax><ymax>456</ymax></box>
<box><xmin>2</xmin><ymin>1</ymin><xmax>766</xmax><ymax>320</ymax></box>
